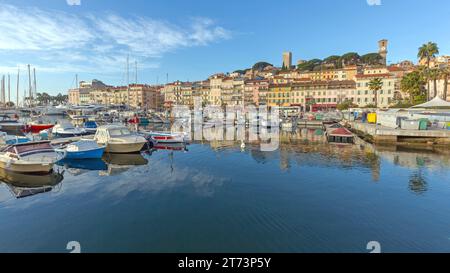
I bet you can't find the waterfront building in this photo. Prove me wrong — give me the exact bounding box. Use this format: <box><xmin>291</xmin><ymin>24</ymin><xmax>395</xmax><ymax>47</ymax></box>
<box><xmin>244</xmin><ymin>79</ymin><xmax>269</xmax><ymax>106</ymax></box>
<box><xmin>230</xmin><ymin>77</ymin><xmax>245</xmax><ymax>106</ymax></box>
<box><xmin>179</xmin><ymin>82</ymin><xmax>194</xmax><ymax>107</ymax></box>
<box><xmin>209</xmin><ymin>75</ymin><xmax>224</xmax><ymax>106</ymax></box>
<box><xmin>68</xmin><ymin>79</ymin><xmax>109</xmax><ymax>105</ymax></box>
<box><xmin>419</xmin><ymin>55</ymin><xmax>450</xmax><ymax>69</ymax></box>
<box><xmin>105</xmin><ymin>84</ymin><xmax>162</xmax><ymax>109</ymax></box>
<box><xmin>220</xmin><ymin>77</ymin><xmax>234</xmax><ymax>106</ymax></box>
<box><xmin>272</xmin><ymin>75</ymin><xmax>294</xmax><ymax>84</ymax></box>
<box><xmin>354</xmin><ymin>67</ymin><xmax>397</xmax><ymax>108</ymax></box>
<box><xmin>268</xmin><ymin>83</ymin><xmax>292</xmax><ymax>107</ymax></box>
<box><xmin>290</xmin><ymin>80</ymin><xmax>355</xmax><ymax>111</ymax></box>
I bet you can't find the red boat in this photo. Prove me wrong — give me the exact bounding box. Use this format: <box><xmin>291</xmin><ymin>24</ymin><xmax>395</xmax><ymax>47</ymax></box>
<box><xmin>25</xmin><ymin>123</ymin><xmax>55</xmax><ymax>134</ymax></box>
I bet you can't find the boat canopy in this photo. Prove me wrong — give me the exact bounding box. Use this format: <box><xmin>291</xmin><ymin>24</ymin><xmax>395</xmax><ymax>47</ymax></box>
<box><xmin>1</xmin><ymin>141</ymin><xmax>54</xmax><ymax>156</ymax></box>
<box><xmin>83</xmin><ymin>121</ymin><xmax>98</xmax><ymax>128</ymax></box>
<box><xmin>66</xmin><ymin>140</ymin><xmax>100</xmax><ymax>152</ymax></box>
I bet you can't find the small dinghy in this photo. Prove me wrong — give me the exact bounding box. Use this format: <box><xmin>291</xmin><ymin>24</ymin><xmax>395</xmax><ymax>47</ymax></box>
<box><xmin>55</xmin><ymin>139</ymin><xmax>105</xmax><ymax>159</ymax></box>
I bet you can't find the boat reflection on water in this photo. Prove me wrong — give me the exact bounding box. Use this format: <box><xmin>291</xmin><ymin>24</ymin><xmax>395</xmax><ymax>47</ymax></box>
<box><xmin>0</xmin><ymin>169</ymin><xmax>64</xmax><ymax>199</ymax></box>
<box><xmin>56</xmin><ymin>158</ymin><xmax>108</xmax><ymax>176</ymax></box>
<box><xmin>152</xmin><ymin>142</ymin><xmax>188</xmax><ymax>152</ymax></box>
<box><xmin>100</xmin><ymin>153</ymin><xmax>149</xmax><ymax>176</ymax></box>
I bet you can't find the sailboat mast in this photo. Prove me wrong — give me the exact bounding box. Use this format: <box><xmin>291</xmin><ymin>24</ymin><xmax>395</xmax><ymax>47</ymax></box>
<box><xmin>135</xmin><ymin>60</ymin><xmax>138</xmax><ymax>84</ymax></box>
<box><xmin>1</xmin><ymin>75</ymin><xmax>4</xmax><ymax>106</ymax></box>
<box><xmin>27</xmin><ymin>64</ymin><xmax>32</xmax><ymax>107</ymax></box>
<box><xmin>7</xmin><ymin>74</ymin><xmax>10</xmax><ymax>106</ymax></box>
<box><xmin>16</xmin><ymin>68</ymin><xmax>19</xmax><ymax>108</ymax></box>
<box><xmin>127</xmin><ymin>55</ymin><xmax>130</xmax><ymax>106</ymax></box>
<box><xmin>33</xmin><ymin>68</ymin><xmax>37</xmax><ymax>100</ymax></box>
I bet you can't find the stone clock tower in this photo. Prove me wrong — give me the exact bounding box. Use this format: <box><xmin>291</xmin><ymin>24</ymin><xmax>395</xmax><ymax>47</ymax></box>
<box><xmin>378</xmin><ymin>39</ymin><xmax>388</xmax><ymax>65</ymax></box>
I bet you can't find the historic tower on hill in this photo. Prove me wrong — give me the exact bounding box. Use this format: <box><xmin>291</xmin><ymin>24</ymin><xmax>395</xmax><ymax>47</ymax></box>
<box><xmin>378</xmin><ymin>39</ymin><xmax>388</xmax><ymax>65</ymax></box>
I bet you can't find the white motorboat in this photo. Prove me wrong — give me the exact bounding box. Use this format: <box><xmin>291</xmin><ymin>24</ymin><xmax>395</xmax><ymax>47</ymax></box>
<box><xmin>94</xmin><ymin>125</ymin><xmax>147</xmax><ymax>153</ymax></box>
<box><xmin>52</xmin><ymin>122</ymin><xmax>87</xmax><ymax>137</ymax></box>
<box><xmin>0</xmin><ymin>114</ymin><xmax>25</xmax><ymax>135</ymax></box>
<box><xmin>0</xmin><ymin>132</ymin><xmax>31</xmax><ymax>145</ymax></box>
<box><xmin>0</xmin><ymin>141</ymin><xmax>63</xmax><ymax>173</ymax></box>
<box><xmin>141</xmin><ymin>131</ymin><xmax>188</xmax><ymax>144</ymax></box>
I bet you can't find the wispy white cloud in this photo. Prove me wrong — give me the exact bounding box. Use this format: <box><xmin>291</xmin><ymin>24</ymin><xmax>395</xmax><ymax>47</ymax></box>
<box><xmin>367</xmin><ymin>0</ymin><xmax>382</xmax><ymax>6</ymax></box>
<box><xmin>0</xmin><ymin>5</ymin><xmax>93</xmax><ymax>51</ymax></box>
<box><xmin>0</xmin><ymin>4</ymin><xmax>231</xmax><ymax>75</ymax></box>
<box><xmin>66</xmin><ymin>0</ymin><xmax>81</xmax><ymax>5</ymax></box>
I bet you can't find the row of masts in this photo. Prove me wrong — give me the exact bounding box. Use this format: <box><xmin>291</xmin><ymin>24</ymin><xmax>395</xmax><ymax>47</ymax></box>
<box><xmin>0</xmin><ymin>64</ymin><xmax>37</xmax><ymax>108</ymax></box>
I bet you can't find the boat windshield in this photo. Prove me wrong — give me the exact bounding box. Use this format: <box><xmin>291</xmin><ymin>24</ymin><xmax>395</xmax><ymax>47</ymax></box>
<box><xmin>109</xmin><ymin>128</ymin><xmax>131</xmax><ymax>137</ymax></box>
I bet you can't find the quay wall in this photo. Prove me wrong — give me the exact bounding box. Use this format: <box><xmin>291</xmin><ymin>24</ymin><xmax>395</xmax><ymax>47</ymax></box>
<box><xmin>346</xmin><ymin>121</ymin><xmax>450</xmax><ymax>147</ymax></box>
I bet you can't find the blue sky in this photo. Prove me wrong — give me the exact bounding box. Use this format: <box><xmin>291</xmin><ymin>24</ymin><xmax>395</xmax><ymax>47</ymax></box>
<box><xmin>0</xmin><ymin>0</ymin><xmax>449</xmax><ymax>98</ymax></box>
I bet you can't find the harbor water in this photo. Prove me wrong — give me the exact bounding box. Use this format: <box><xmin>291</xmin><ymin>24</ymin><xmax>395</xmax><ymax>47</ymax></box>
<box><xmin>0</xmin><ymin>126</ymin><xmax>450</xmax><ymax>253</ymax></box>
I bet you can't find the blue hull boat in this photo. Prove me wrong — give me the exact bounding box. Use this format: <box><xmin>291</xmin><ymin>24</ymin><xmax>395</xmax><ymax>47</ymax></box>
<box><xmin>55</xmin><ymin>140</ymin><xmax>106</xmax><ymax>159</ymax></box>
<box><xmin>64</xmin><ymin>146</ymin><xmax>105</xmax><ymax>159</ymax></box>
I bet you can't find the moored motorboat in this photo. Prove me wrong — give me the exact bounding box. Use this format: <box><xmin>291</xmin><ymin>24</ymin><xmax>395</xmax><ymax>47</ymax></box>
<box><xmin>94</xmin><ymin>125</ymin><xmax>147</xmax><ymax>153</ymax></box>
<box><xmin>0</xmin><ymin>132</ymin><xmax>31</xmax><ymax>145</ymax></box>
<box><xmin>24</xmin><ymin>117</ymin><xmax>55</xmax><ymax>134</ymax></box>
<box><xmin>25</xmin><ymin>123</ymin><xmax>55</xmax><ymax>134</ymax></box>
<box><xmin>141</xmin><ymin>131</ymin><xmax>188</xmax><ymax>144</ymax></box>
<box><xmin>82</xmin><ymin>121</ymin><xmax>99</xmax><ymax>134</ymax></box>
<box><xmin>52</xmin><ymin>122</ymin><xmax>87</xmax><ymax>137</ymax></box>
<box><xmin>55</xmin><ymin>139</ymin><xmax>106</xmax><ymax>159</ymax></box>
<box><xmin>0</xmin><ymin>114</ymin><xmax>25</xmax><ymax>135</ymax></box>
<box><xmin>0</xmin><ymin>141</ymin><xmax>63</xmax><ymax>174</ymax></box>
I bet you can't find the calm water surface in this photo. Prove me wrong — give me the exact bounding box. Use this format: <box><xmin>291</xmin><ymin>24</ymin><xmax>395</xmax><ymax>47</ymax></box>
<box><xmin>0</xmin><ymin>128</ymin><xmax>450</xmax><ymax>253</ymax></box>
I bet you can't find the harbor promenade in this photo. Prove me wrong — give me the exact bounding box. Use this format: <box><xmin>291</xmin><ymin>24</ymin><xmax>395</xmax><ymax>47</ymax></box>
<box><xmin>347</xmin><ymin>121</ymin><xmax>450</xmax><ymax>146</ymax></box>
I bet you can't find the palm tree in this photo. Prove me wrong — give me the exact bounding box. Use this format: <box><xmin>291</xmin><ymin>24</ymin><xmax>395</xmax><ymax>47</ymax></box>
<box><xmin>440</xmin><ymin>67</ymin><xmax>449</xmax><ymax>100</ymax></box>
<box><xmin>400</xmin><ymin>71</ymin><xmax>426</xmax><ymax>104</ymax></box>
<box><xmin>418</xmin><ymin>42</ymin><xmax>439</xmax><ymax>100</ymax></box>
<box><xmin>428</xmin><ymin>68</ymin><xmax>440</xmax><ymax>98</ymax></box>
<box><xmin>368</xmin><ymin>78</ymin><xmax>383</xmax><ymax>108</ymax></box>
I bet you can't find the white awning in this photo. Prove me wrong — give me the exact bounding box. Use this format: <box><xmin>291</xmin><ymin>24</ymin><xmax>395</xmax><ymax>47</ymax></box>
<box><xmin>411</xmin><ymin>96</ymin><xmax>450</xmax><ymax>109</ymax></box>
